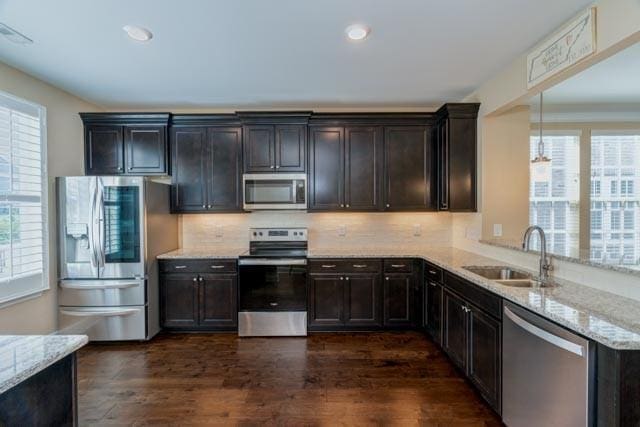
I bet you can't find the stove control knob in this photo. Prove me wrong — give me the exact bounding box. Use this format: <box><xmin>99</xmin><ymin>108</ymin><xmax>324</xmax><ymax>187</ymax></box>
<box><xmin>252</xmin><ymin>232</ymin><xmax>257</xmax><ymax>236</ymax></box>
<box><xmin>259</xmin><ymin>232</ymin><xmax>263</xmax><ymax>236</ymax></box>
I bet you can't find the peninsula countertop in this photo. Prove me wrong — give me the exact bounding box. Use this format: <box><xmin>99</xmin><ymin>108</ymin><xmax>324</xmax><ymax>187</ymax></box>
<box><xmin>0</xmin><ymin>334</ymin><xmax>88</xmax><ymax>395</ymax></box>
<box><xmin>156</xmin><ymin>246</ymin><xmax>640</xmax><ymax>350</ymax></box>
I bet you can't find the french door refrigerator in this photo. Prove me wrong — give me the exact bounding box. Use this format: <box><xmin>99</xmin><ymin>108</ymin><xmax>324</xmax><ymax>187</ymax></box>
<box><xmin>57</xmin><ymin>176</ymin><xmax>177</xmax><ymax>341</ymax></box>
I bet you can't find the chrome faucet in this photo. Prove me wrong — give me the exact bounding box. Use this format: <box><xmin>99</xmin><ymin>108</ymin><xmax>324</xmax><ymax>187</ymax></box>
<box><xmin>522</xmin><ymin>225</ymin><xmax>553</xmax><ymax>285</ymax></box>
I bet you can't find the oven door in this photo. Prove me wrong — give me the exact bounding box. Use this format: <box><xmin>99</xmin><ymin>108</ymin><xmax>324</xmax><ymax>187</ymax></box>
<box><xmin>243</xmin><ymin>174</ymin><xmax>306</xmax><ymax>210</ymax></box>
<box><xmin>238</xmin><ymin>258</ymin><xmax>307</xmax><ymax>311</ymax></box>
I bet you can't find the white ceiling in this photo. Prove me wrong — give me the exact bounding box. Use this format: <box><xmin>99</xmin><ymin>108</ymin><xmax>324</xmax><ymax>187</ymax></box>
<box><xmin>0</xmin><ymin>0</ymin><xmax>593</xmax><ymax>109</ymax></box>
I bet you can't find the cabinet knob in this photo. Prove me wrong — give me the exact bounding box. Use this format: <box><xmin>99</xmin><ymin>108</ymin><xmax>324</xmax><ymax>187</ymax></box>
<box><xmin>386</xmin><ymin>204</ymin><xmax>390</xmax><ymax>208</ymax></box>
<box><xmin>270</xmin><ymin>165</ymin><xmax>275</xmax><ymax>169</ymax></box>
<box><xmin>340</xmin><ymin>204</ymin><xmax>344</xmax><ymax>208</ymax></box>
<box><xmin>198</xmin><ymin>277</ymin><xmax>203</xmax><ymax>282</ymax></box>
<box><xmin>346</xmin><ymin>204</ymin><xmax>350</xmax><ymax>208</ymax></box>
<box><xmin>275</xmin><ymin>165</ymin><xmax>280</xmax><ymax>169</ymax></box>
<box><xmin>207</xmin><ymin>205</ymin><xmax>212</xmax><ymax>209</ymax></box>
<box><xmin>345</xmin><ymin>277</ymin><xmax>350</xmax><ymax>281</ymax></box>
<box><xmin>192</xmin><ymin>277</ymin><xmax>198</xmax><ymax>282</ymax></box>
<box><xmin>118</xmin><ymin>167</ymin><xmax>123</xmax><ymax>171</ymax></box>
<box><xmin>385</xmin><ymin>277</ymin><xmax>389</xmax><ymax>281</ymax></box>
<box><xmin>128</xmin><ymin>167</ymin><xmax>133</xmax><ymax>171</ymax></box>
<box><xmin>340</xmin><ymin>277</ymin><xmax>344</xmax><ymax>280</ymax></box>
<box><xmin>202</xmin><ymin>205</ymin><xmax>206</xmax><ymax>208</ymax></box>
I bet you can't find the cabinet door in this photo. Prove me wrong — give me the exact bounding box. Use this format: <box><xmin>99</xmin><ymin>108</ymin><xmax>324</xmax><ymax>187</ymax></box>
<box><xmin>383</xmin><ymin>274</ymin><xmax>412</xmax><ymax>327</ymax></box>
<box><xmin>207</xmin><ymin>127</ymin><xmax>242</xmax><ymax>211</ymax></box>
<box><xmin>308</xmin><ymin>127</ymin><xmax>344</xmax><ymax>210</ymax></box>
<box><xmin>85</xmin><ymin>125</ymin><xmax>124</xmax><ymax>175</ymax></box>
<box><xmin>383</xmin><ymin>126</ymin><xmax>435</xmax><ymax>211</ymax></box>
<box><xmin>448</xmin><ymin>118</ymin><xmax>477</xmax><ymax>211</ymax></box>
<box><xmin>124</xmin><ymin>126</ymin><xmax>167</xmax><ymax>175</ymax></box>
<box><xmin>425</xmin><ymin>281</ymin><xmax>443</xmax><ymax>345</ymax></box>
<box><xmin>443</xmin><ymin>289</ymin><xmax>468</xmax><ymax>370</ymax></box>
<box><xmin>199</xmin><ymin>274</ymin><xmax>238</xmax><ymax>330</ymax></box>
<box><xmin>160</xmin><ymin>274</ymin><xmax>199</xmax><ymax>328</ymax></box>
<box><xmin>344</xmin><ymin>274</ymin><xmax>381</xmax><ymax>328</ymax></box>
<box><xmin>468</xmin><ymin>306</ymin><xmax>501</xmax><ymax>412</ymax></box>
<box><xmin>243</xmin><ymin>125</ymin><xmax>275</xmax><ymax>172</ymax></box>
<box><xmin>171</xmin><ymin>127</ymin><xmax>207</xmax><ymax>212</ymax></box>
<box><xmin>345</xmin><ymin>127</ymin><xmax>383</xmax><ymax>211</ymax></box>
<box><xmin>436</xmin><ymin>120</ymin><xmax>449</xmax><ymax>210</ymax></box>
<box><xmin>308</xmin><ymin>275</ymin><xmax>344</xmax><ymax>328</ymax></box>
<box><xmin>275</xmin><ymin>125</ymin><xmax>306</xmax><ymax>172</ymax></box>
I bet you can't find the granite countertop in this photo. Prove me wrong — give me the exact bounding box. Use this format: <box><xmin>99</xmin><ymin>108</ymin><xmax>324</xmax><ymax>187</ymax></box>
<box><xmin>157</xmin><ymin>245</ymin><xmax>640</xmax><ymax>350</ymax></box>
<box><xmin>157</xmin><ymin>247</ymin><xmax>248</xmax><ymax>259</ymax></box>
<box><xmin>0</xmin><ymin>334</ymin><xmax>88</xmax><ymax>395</ymax></box>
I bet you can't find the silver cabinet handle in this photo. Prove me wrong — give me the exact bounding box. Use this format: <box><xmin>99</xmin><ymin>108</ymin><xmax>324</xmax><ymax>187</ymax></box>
<box><xmin>391</xmin><ymin>264</ymin><xmax>405</xmax><ymax>268</ymax></box>
<box><xmin>322</xmin><ymin>264</ymin><xmax>337</xmax><ymax>268</ymax></box>
<box><xmin>428</xmin><ymin>282</ymin><xmax>437</xmax><ymax>287</ymax></box>
<box><xmin>504</xmin><ymin>306</ymin><xmax>585</xmax><ymax>356</ymax></box>
<box><xmin>210</xmin><ymin>265</ymin><xmax>225</xmax><ymax>269</ymax></box>
<box><xmin>193</xmin><ymin>277</ymin><xmax>198</xmax><ymax>282</ymax></box>
<box><xmin>353</xmin><ymin>264</ymin><xmax>367</xmax><ymax>268</ymax></box>
<box><xmin>428</xmin><ymin>270</ymin><xmax>438</xmax><ymax>275</ymax></box>
<box><xmin>174</xmin><ymin>265</ymin><xmax>187</xmax><ymax>269</ymax></box>
<box><xmin>270</xmin><ymin>302</ymin><xmax>278</xmax><ymax>306</ymax></box>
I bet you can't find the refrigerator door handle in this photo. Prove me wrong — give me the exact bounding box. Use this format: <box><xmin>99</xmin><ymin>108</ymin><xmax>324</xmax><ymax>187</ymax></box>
<box><xmin>89</xmin><ymin>179</ymin><xmax>99</xmax><ymax>268</ymax></box>
<box><xmin>96</xmin><ymin>178</ymin><xmax>106</xmax><ymax>269</ymax></box>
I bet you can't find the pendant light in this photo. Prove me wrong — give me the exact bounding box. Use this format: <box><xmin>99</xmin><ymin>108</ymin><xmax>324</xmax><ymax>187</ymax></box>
<box><xmin>531</xmin><ymin>92</ymin><xmax>552</xmax><ymax>182</ymax></box>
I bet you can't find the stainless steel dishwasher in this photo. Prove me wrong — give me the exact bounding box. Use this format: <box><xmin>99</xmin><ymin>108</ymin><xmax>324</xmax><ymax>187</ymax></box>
<box><xmin>503</xmin><ymin>302</ymin><xmax>593</xmax><ymax>427</ymax></box>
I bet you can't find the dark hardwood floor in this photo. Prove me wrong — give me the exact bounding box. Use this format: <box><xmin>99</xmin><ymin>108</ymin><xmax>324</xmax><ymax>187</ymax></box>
<box><xmin>77</xmin><ymin>332</ymin><xmax>501</xmax><ymax>426</ymax></box>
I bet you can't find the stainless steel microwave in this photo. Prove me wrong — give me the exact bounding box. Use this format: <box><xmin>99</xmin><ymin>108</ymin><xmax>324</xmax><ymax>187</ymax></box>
<box><xmin>243</xmin><ymin>173</ymin><xmax>307</xmax><ymax>210</ymax></box>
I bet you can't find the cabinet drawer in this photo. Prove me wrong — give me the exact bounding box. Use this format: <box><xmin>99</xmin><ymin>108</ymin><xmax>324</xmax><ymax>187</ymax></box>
<box><xmin>159</xmin><ymin>259</ymin><xmax>237</xmax><ymax>274</ymax></box>
<box><xmin>443</xmin><ymin>271</ymin><xmax>501</xmax><ymax>319</ymax></box>
<box><xmin>308</xmin><ymin>259</ymin><xmax>381</xmax><ymax>274</ymax></box>
<box><xmin>424</xmin><ymin>261</ymin><xmax>443</xmax><ymax>282</ymax></box>
<box><xmin>384</xmin><ymin>259</ymin><xmax>413</xmax><ymax>273</ymax></box>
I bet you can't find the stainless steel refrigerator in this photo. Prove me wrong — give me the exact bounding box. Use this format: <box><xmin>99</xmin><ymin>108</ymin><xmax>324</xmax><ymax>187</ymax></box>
<box><xmin>57</xmin><ymin>176</ymin><xmax>178</xmax><ymax>341</ymax></box>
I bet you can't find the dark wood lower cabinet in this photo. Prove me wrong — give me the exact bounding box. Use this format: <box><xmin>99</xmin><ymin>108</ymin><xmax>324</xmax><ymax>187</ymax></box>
<box><xmin>199</xmin><ymin>274</ymin><xmax>238</xmax><ymax>329</ymax></box>
<box><xmin>308</xmin><ymin>275</ymin><xmax>344</xmax><ymax>328</ymax></box>
<box><xmin>468</xmin><ymin>306</ymin><xmax>501</xmax><ymax>412</ymax></box>
<box><xmin>344</xmin><ymin>274</ymin><xmax>381</xmax><ymax>328</ymax></box>
<box><xmin>383</xmin><ymin>274</ymin><xmax>413</xmax><ymax>327</ymax></box>
<box><xmin>160</xmin><ymin>271</ymin><xmax>237</xmax><ymax>331</ymax></box>
<box><xmin>443</xmin><ymin>289</ymin><xmax>468</xmax><ymax>369</ymax></box>
<box><xmin>425</xmin><ymin>280</ymin><xmax>443</xmax><ymax>345</ymax></box>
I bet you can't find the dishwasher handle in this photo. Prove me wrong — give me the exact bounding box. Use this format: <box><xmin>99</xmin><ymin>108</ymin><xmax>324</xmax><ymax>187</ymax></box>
<box><xmin>504</xmin><ymin>306</ymin><xmax>585</xmax><ymax>357</ymax></box>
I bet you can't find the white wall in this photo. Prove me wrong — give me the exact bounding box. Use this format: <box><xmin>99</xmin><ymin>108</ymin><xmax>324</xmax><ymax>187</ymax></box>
<box><xmin>0</xmin><ymin>61</ymin><xmax>101</xmax><ymax>334</ymax></box>
<box><xmin>455</xmin><ymin>0</ymin><xmax>640</xmax><ymax>299</ymax></box>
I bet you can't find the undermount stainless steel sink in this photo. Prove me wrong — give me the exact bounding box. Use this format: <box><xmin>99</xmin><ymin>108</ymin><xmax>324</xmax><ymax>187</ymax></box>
<box><xmin>462</xmin><ymin>266</ymin><xmax>552</xmax><ymax>288</ymax></box>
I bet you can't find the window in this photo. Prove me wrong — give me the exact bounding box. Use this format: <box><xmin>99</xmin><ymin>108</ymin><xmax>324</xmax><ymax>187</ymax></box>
<box><xmin>0</xmin><ymin>92</ymin><xmax>47</xmax><ymax>304</ymax></box>
<box><xmin>591</xmin><ymin>180</ymin><xmax>601</xmax><ymax>197</ymax></box>
<box><xmin>591</xmin><ymin>132</ymin><xmax>640</xmax><ymax>267</ymax></box>
<box><xmin>529</xmin><ymin>133</ymin><xmax>580</xmax><ymax>257</ymax></box>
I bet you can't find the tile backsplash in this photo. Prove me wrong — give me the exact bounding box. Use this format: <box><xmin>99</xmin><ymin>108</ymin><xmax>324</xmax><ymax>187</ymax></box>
<box><xmin>180</xmin><ymin>212</ymin><xmax>452</xmax><ymax>250</ymax></box>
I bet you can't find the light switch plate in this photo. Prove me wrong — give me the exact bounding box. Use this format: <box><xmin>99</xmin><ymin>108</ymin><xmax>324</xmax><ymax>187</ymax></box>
<box><xmin>215</xmin><ymin>225</ymin><xmax>223</xmax><ymax>238</ymax></box>
<box><xmin>338</xmin><ymin>225</ymin><xmax>347</xmax><ymax>237</ymax></box>
<box><xmin>493</xmin><ymin>224</ymin><xmax>503</xmax><ymax>237</ymax></box>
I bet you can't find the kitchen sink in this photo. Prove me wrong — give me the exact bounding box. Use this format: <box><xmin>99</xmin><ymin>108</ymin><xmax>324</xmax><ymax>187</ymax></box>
<box><xmin>462</xmin><ymin>266</ymin><xmax>553</xmax><ymax>288</ymax></box>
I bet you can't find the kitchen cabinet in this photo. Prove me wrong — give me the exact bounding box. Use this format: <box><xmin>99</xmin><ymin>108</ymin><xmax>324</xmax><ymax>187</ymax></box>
<box><xmin>159</xmin><ymin>259</ymin><xmax>238</xmax><ymax>331</ymax></box>
<box><xmin>425</xmin><ymin>280</ymin><xmax>443</xmax><ymax>344</ymax></box>
<box><xmin>308</xmin><ymin>126</ymin><xmax>382</xmax><ymax>211</ymax></box>
<box><xmin>80</xmin><ymin>113</ymin><xmax>170</xmax><ymax>176</ymax></box>
<box><xmin>468</xmin><ymin>305</ymin><xmax>501</xmax><ymax>412</ymax></box>
<box><xmin>170</xmin><ymin>122</ymin><xmax>242</xmax><ymax>213</ymax></box>
<box><xmin>243</xmin><ymin>124</ymin><xmax>306</xmax><ymax>173</ymax></box>
<box><xmin>383</xmin><ymin>274</ymin><xmax>413</xmax><ymax>327</ymax></box>
<box><xmin>344</xmin><ymin>273</ymin><xmax>381</xmax><ymax>328</ymax></box>
<box><xmin>443</xmin><ymin>289</ymin><xmax>468</xmax><ymax>369</ymax></box>
<box><xmin>383</xmin><ymin>126</ymin><xmax>436</xmax><ymax>211</ymax></box>
<box><xmin>435</xmin><ymin>103</ymin><xmax>479</xmax><ymax>211</ymax></box>
<box><xmin>308</xmin><ymin>274</ymin><xmax>344</xmax><ymax>328</ymax></box>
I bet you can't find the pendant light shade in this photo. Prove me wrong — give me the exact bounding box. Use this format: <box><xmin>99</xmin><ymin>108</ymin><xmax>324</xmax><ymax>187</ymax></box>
<box><xmin>531</xmin><ymin>92</ymin><xmax>552</xmax><ymax>182</ymax></box>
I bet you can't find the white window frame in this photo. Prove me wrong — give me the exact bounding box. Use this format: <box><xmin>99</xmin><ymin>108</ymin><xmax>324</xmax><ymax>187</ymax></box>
<box><xmin>0</xmin><ymin>90</ymin><xmax>49</xmax><ymax>307</ymax></box>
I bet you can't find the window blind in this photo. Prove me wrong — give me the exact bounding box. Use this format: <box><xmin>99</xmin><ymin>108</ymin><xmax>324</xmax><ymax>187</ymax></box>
<box><xmin>0</xmin><ymin>92</ymin><xmax>47</xmax><ymax>304</ymax></box>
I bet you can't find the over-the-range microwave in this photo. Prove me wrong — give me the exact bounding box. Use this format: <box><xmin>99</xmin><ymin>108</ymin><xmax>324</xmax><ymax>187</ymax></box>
<box><xmin>243</xmin><ymin>173</ymin><xmax>306</xmax><ymax>210</ymax></box>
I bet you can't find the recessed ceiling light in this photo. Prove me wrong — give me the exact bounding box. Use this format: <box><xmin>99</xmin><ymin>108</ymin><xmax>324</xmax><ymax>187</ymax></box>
<box><xmin>345</xmin><ymin>24</ymin><xmax>370</xmax><ymax>41</ymax></box>
<box><xmin>123</xmin><ymin>25</ymin><xmax>153</xmax><ymax>42</ymax></box>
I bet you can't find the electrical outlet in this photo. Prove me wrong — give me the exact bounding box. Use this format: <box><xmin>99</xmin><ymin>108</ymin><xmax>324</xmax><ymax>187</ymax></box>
<box><xmin>338</xmin><ymin>225</ymin><xmax>347</xmax><ymax>237</ymax></box>
<box><xmin>493</xmin><ymin>224</ymin><xmax>503</xmax><ymax>237</ymax></box>
<box><xmin>413</xmin><ymin>223</ymin><xmax>421</xmax><ymax>237</ymax></box>
<box><xmin>215</xmin><ymin>225</ymin><xmax>223</xmax><ymax>238</ymax></box>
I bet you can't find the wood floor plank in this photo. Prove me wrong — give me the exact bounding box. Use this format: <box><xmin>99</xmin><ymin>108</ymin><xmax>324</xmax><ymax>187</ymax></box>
<box><xmin>77</xmin><ymin>332</ymin><xmax>501</xmax><ymax>426</ymax></box>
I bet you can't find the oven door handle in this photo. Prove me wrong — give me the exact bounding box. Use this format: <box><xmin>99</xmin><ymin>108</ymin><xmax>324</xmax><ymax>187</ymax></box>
<box><xmin>239</xmin><ymin>258</ymin><xmax>307</xmax><ymax>266</ymax></box>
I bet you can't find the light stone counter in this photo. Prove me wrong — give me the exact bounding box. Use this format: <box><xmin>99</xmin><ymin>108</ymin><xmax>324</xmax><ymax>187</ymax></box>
<box><xmin>157</xmin><ymin>247</ymin><xmax>248</xmax><ymax>259</ymax></box>
<box><xmin>0</xmin><ymin>334</ymin><xmax>88</xmax><ymax>395</ymax></box>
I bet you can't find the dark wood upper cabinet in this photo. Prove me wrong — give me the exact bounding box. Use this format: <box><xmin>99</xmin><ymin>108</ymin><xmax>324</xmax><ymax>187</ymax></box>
<box><xmin>243</xmin><ymin>125</ymin><xmax>275</xmax><ymax>172</ymax></box>
<box><xmin>276</xmin><ymin>125</ymin><xmax>306</xmax><ymax>172</ymax></box>
<box><xmin>84</xmin><ymin>125</ymin><xmax>124</xmax><ymax>175</ymax></box>
<box><xmin>344</xmin><ymin>274</ymin><xmax>381</xmax><ymax>328</ymax></box>
<box><xmin>171</xmin><ymin>127</ymin><xmax>207</xmax><ymax>212</ymax></box>
<box><xmin>199</xmin><ymin>273</ymin><xmax>238</xmax><ymax>330</ymax></box>
<box><xmin>80</xmin><ymin>113</ymin><xmax>169</xmax><ymax>176</ymax></box>
<box><xmin>206</xmin><ymin>127</ymin><xmax>242</xmax><ymax>211</ymax></box>
<box><xmin>383</xmin><ymin>126</ymin><xmax>436</xmax><ymax>211</ymax></box>
<box><xmin>308</xmin><ymin>127</ymin><xmax>344</xmax><ymax>210</ymax></box>
<box><xmin>345</xmin><ymin>127</ymin><xmax>383</xmax><ymax>210</ymax></box>
<box><xmin>435</xmin><ymin>104</ymin><xmax>479</xmax><ymax>212</ymax></box>
<box><xmin>170</xmin><ymin>116</ymin><xmax>243</xmax><ymax>213</ymax></box>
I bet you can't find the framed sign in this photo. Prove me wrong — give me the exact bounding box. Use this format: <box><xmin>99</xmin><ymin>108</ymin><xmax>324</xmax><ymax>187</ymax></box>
<box><xmin>527</xmin><ymin>7</ymin><xmax>596</xmax><ymax>88</ymax></box>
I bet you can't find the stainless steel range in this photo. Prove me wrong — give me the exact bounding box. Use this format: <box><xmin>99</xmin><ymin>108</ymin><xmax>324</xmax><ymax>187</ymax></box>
<box><xmin>238</xmin><ymin>227</ymin><xmax>308</xmax><ymax>337</ymax></box>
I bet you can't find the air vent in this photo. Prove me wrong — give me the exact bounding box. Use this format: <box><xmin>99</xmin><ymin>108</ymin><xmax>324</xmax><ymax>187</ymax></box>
<box><xmin>0</xmin><ymin>23</ymin><xmax>33</xmax><ymax>44</ymax></box>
